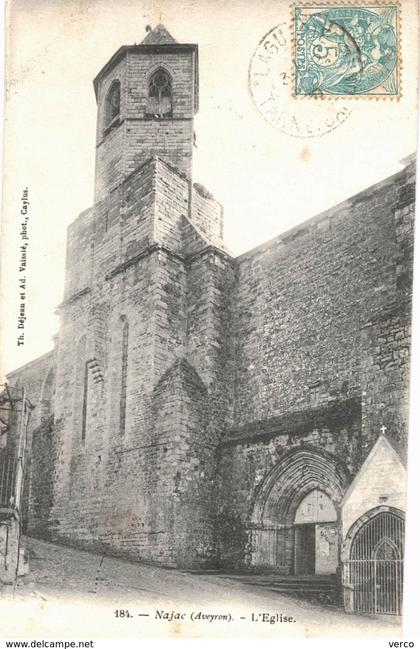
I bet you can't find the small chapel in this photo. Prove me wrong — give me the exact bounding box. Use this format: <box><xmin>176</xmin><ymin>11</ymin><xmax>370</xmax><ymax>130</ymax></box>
<box><xmin>1</xmin><ymin>25</ymin><xmax>415</xmax><ymax>615</ymax></box>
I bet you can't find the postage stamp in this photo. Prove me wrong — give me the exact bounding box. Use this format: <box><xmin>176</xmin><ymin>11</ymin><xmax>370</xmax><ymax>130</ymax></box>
<box><xmin>293</xmin><ymin>4</ymin><xmax>400</xmax><ymax>97</ymax></box>
<box><xmin>248</xmin><ymin>24</ymin><xmax>351</xmax><ymax>137</ymax></box>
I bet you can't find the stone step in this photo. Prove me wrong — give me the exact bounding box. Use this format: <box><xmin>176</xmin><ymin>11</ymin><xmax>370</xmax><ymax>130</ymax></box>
<box><xmin>209</xmin><ymin>573</ymin><xmax>340</xmax><ymax>599</ymax></box>
<box><xmin>224</xmin><ymin>575</ymin><xmax>336</xmax><ymax>585</ymax></box>
<box><xmin>241</xmin><ymin>581</ymin><xmax>337</xmax><ymax>591</ymax></box>
<box><xmin>262</xmin><ymin>584</ymin><xmax>337</xmax><ymax>593</ymax></box>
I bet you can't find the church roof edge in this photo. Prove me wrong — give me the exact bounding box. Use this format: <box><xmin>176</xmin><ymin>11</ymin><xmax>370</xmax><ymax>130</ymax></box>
<box><xmin>6</xmin><ymin>349</ymin><xmax>54</xmax><ymax>380</ymax></box>
<box><xmin>341</xmin><ymin>433</ymin><xmax>406</xmax><ymax>508</ymax></box>
<box><xmin>237</xmin><ymin>156</ymin><xmax>416</xmax><ymax>263</ymax></box>
<box><xmin>93</xmin><ymin>41</ymin><xmax>198</xmax><ymax>99</ymax></box>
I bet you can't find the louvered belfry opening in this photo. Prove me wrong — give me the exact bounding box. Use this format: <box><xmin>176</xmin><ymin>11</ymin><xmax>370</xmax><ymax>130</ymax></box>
<box><xmin>347</xmin><ymin>512</ymin><xmax>404</xmax><ymax>615</ymax></box>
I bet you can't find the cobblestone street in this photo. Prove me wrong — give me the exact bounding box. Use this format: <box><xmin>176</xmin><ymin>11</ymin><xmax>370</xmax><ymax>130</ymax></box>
<box><xmin>0</xmin><ymin>537</ymin><xmax>400</xmax><ymax>638</ymax></box>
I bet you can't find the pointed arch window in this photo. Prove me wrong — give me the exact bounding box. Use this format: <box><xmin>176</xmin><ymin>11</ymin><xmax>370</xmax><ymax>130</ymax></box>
<box><xmin>74</xmin><ymin>334</ymin><xmax>88</xmax><ymax>443</ymax></box>
<box><xmin>146</xmin><ymin>68</ymin><xmax>172</xmax><ymax>118</ymax></box>
<box><xmin>40</xmin><ymin>367</ymin><xmax>55</xmax><ymax>425</ymax></box>
<box><xmin>120</xmin><ymin>320</ymin><xmax>129</xmax><ymax>434</ymax></box>
<box><xmin>81</xmin><ymin>361</ymin><xmax>89</xmax><ymax>442</ymax></box>
<box><xmin>374</xmin><ymin>537</ymin><xmax>401</xmax><ymax>561</ymax></box>
<box><xmin>104</xmin><ymin>80</ymin><xmax>121</xmax><ymax>133</ymax></box>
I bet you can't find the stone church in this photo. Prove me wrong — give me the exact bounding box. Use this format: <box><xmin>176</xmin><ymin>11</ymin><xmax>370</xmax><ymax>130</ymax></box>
<box><xmin>2</xmin><ymin>25</ymin><xmax>415</xmax><ymax>614</ymax></box>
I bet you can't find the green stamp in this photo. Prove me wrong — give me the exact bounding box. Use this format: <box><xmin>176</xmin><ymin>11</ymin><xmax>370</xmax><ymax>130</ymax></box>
<box><xmin>294</xmin><ymin>4</ymin><xmax>399</xmax><ymax>97</ymax></box>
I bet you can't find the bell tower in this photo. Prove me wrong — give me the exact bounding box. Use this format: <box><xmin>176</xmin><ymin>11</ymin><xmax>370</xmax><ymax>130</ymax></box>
<box><xmin>93</xmin><ymin>24</ymin><xmax>199</xmax><ymax>201</ymax></box>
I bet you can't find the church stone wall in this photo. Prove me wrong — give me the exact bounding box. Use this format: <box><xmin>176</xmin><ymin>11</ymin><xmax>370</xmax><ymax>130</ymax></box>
<box><xmin>152</xmin><ymin>156</ymin><xmax>224</xmax><ymax>251</ymax></box>
<box><xmin>191</xmin><ymin>184</ymin><xmax>224</xmax><ymax>246</ymax></box>
<box><xmin>358</xmin><ymin>196</ymin><xmax>415</xmax><ymax>453</ymax></box>
<box><xmin>47</xmin><ymin>235</ymin><xmax>161</xmax><ymax>560</ymax></box>
<box><xmin>6</xmin><ymin>24</ymin><xmax>415</xmax><ymax>574</ymax></box>
<box><xmin>6</xmin><ymin>351</ymin><xmax>54</xmax><ymax>436</ymax></box>
<box><xmin>5</xmin><ymin>352</ymin><xmax>54</xmax><ymax>529</ymax></box>
<box><xmin>231</xmin><ymin>161</ymin><xmax>415</xmax><ymax>432</ymax></box>
<box><xmin>63</xmin><ymin>209</ymin><xmax>94</xmax><ymax>300</ymax></box>
<box><xmin>154</xmin><ymin>158</ymin><xmax>189</xmax><ymax>251</ymax></box>
<box><xmin>186</xmin><ymin>249</ymin><xmax>236</xmax><ymax>429</ymax></box>
<box><xmin>17</xmin><ymin>158</ymin><xmax>415</xmax><ymax>570</ymax></box>
<box><xmin>94</xmin><ymin>49</ymin><xmax>196</xmax><ymax>201</ymax></box>
<box><xmin>217</xmin><ymin>160</ymin><xmax>415</xmax><ymax>570</ymax></box>
<box><xmin>122</xmin><ymin>50</ymin><xmax>195</xmax><ymax>181</ymax></box>
<box><xmin>24</xmin><ymin>154</ymin><xmax>234</xmax><ymax>568</ymax></box>
<box><xmin>95</xmin><ymin>125</ymin><xmax>126</xmax><ymax>200</ymax></box>
<box><xmin>360</xmin><ymin>305</ymin><xmax>411</xmax><ymax>454</ymax></box>
<box><xmin>123</xmin><ymin>51</ymin><xmax>196</xmax><ymax>120</ymax></box>
<box><xmin>28</xmin><ymin>418</ymin><xmax>60</xmax><ymax>538</ymax></box>
<box><xmin>217</xmin><ymin>401</ymin><xmax>359</xmax><ymax>569</ymax></box>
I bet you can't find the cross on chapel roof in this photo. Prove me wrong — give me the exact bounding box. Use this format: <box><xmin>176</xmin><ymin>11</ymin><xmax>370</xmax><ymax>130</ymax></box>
<box><xmin>141</xmin><ymin>24</ymin><xmax>178</xmax><ymax>45</ymax></box>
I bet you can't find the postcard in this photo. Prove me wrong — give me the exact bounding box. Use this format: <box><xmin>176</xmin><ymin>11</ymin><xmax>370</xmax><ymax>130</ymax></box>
<box><xmin>0</xmin><ymin>0</ymin><xmax>419</xmax><ymax>641</ymax></box>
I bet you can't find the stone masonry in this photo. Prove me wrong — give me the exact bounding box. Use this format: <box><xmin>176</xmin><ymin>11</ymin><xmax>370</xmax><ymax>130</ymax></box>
<box><xmin>5</xmin><ymin>25</ymin><xmax>416</xmax><ymax>574</ymax></box>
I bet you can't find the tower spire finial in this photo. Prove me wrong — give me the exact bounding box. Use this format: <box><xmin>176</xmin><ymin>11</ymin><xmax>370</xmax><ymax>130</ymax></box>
<box><xmin>141</xmin><ymin>23</ymin><xmax>177</xmax><ymax>45</ymax></box>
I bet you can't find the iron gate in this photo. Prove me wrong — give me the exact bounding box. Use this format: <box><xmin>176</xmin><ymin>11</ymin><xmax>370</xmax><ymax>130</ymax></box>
<box><xmin>347</xmin><ymin>511</ymin><xmax>404</xmax><ymax>615</ymax></box>
<box><xmin>0</xmin><ymin>454</ymin><xmax>17</xmax><ymax>509</ymax></box>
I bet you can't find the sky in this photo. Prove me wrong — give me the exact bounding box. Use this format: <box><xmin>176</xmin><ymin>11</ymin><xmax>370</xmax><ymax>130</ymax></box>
<box><xmin>0</xmin><ymin>0</ymin><xmax>418</xmax><ymax>374</ymax></box>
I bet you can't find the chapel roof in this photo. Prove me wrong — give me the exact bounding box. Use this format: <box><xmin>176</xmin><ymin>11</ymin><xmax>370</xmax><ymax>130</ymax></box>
<box><xmin>341</xmin><ymin>432</ymin><xmax>406</xmax><ymax>510</ymax></box>
<box><xmin>383</xmin><ymin>432</ymin><xmax>407</xmax><ymax>467</ymax></box>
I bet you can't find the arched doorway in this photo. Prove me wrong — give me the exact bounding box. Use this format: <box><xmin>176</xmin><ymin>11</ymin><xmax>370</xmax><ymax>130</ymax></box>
<box><xmin>344</xmin><ymin>509</ymin><xmax>404</xmax><ymax>615</ymax></box>
<box><xmin>250</xmin><ymin>449</ymin><xmax>348</xmax><ymax>574</ymax></box>
<box><xmin>294</xmin><ymin>489</ymin><xmax>338</xmax><ymax>575</ymax></box>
